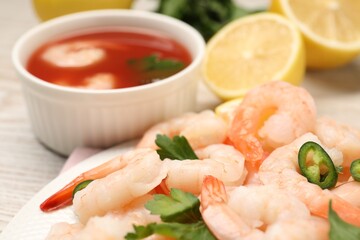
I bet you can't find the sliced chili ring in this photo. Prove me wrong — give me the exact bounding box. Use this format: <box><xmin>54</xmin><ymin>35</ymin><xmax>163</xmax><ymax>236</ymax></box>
<box><xmin>350</xmin><ymin>159</ymin><xmax>360</xmax><ymax>182</ymax></box>
<box><xmin>298</xmin><ymin>141</ymin><xmax>338</xmax><ymax>189</ymax></box>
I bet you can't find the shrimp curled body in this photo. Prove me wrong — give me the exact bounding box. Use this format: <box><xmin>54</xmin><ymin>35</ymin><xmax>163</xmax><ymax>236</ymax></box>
<box><xmin>73</xmin><ymin>148</ymin><xmax>167</xmax><ymax>223</ymax></box>
<box><xmin>200</xmin><ymin>176</ymin><xmax>329</xmax><ymax>240</ymax></box>
<box><xmin>259</xmin><ymin>133</ymin><xmax>360</xmax><ymax>226</ymax></box>
<box><xmin>229</xmin><ymin>81</ymin><xmax>317</xmax><ymax>162</ymax></box>
<box><xmin>201</xmin><ymin>176</ymin><xmax>329</xmax><ymax>240</ymax></box>
<box><xmin>163</xmin><ymin>144</ymin><xmax>247</xmax><ymax>195</ymax></box>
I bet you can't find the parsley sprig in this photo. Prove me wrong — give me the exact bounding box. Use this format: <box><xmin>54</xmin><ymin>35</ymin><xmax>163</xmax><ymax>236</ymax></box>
<box><xmin>125</xmin><ymin>189</ymin><xmax>215</xmax><ymax>240</ymax></box>
<box><xmin>146</xmin><ymin>188</ymin><xmax>201</xmax><ymax>223</ymax></box>
<box><xmin>128</xmin><ymin>54</ymin><xmax>184</xmax><ymax>72</ymax></box>
<box><xmin>155</xmin><ymin>134</ymin><xmax>198</xmax><ymax>160</ymax></box>
<box><xmin>157</xmin><ymin>0</ymin><xmax>265</xmax><ymax>41</ymax></box>
<box><xmin>127</xmin><ymin>55</ymin><xmax>185</xmax><ymax>84</ymax></box>
<box><xmin>126</xmin><ymin>222</ymin><xmax>215</xmax><ymax>240</ymax></box>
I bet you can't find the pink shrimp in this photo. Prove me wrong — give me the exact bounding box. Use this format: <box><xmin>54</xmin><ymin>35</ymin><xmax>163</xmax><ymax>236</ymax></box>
<box><xmin>42</xmin><ymin>41</ymin><xmax>106</xmax><ymax>68</ymax></box>
<box><xmin>73</xmin><ymin>149</ymin><xmax>167</xmax><ymax>223</ymax></box>
<box><xmin>332</xmin><ymin>179</ymin><xmax>360</xmax><ymax>208</ymax></box>
<box><xmin>200</xmin><ymin>175</ymin><xmax>263</xmax><ymax>240</ymax></box>
<box><xmin>40</xmin><ymin>155</ymin><xmax>130</xmax><ymax>212</ymax></box>
<box><xmin>258</xmin><ymin>133</ymin><xmax>360</xmax><ymax>227</ymax></box>
<box><xmin>40</xmin><ymin>148</ymin><xmax>156</xmax><ymax>212</ymax></box>
<box><xmin>46</xmin><ymin>195</ymin><xmax>169</xmax><ymax>240</ymax></box>
<box><xmin>137</xmin><ymin>110</ymin><xmax>227</xmax><ymax>150</ymax></box>
<box><xmin>163</xmin><ymin>144</ymin><xmax>247</xmax><ymax>195</ymax></box>
<box><xmin>45</xmin><ymin>222</ymin><xmax>83</xmax><ymax>240</ymax></box>
<box><xmin>228</xmin><ymin>81</ymin><xmax>316</xmax><ymax>162</ymax></box>
<box><xmin>200</xmin><ymin>175</ymin><xmax>329</xmax><ymax>240</ymax></box>
<box><xmin>315</xmin><ymin>117</ymin><xmax>360</xmax><ymax>167</ymax></box>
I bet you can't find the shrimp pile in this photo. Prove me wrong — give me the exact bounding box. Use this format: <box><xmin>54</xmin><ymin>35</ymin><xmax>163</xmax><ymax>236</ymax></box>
<box><xmin>42</xmin><ymin>81</ymin><xmax>360</xmax><ymax>240</ymax></box>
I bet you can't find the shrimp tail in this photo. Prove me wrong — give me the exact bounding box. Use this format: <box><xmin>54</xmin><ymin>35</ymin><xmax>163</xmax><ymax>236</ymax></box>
<box><xmin>332</xmin><ymin>198</ymin><xmax>360</xmax><ymax>227</ymax></box>
<box><xmin>40</xmin><ymin>156</ymin><xmax>127</xmax><ymax>212</ymax></box>
<box><xmin>40</xmin><ymin>175</ymin><xmax>86</xmax><ymax>212</ymax></box>
<box><xmin>154</xmin><ymin>178</ymin><xmax>171</xmax><ymax>195</ymax></box>
<box><xmin>311</xmin><ymin>195</ymin><xmax>360</xmax><ymax>227</ymax></box>
<box><xmin>201</xmin><ymin>175</ymin><xmax>255</xmax><ymax>240</ymax></box>
<box><xmin>40</xmin><ymin>193</ymin><xmax>72</xmax><ymax>212</ymax></box>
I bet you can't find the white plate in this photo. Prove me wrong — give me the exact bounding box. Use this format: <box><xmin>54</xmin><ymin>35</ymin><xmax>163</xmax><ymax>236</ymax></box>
<box><xmin>0</xmin><ymin>140</ymin><xmax>137</xmax><ymax>240</ymax></box>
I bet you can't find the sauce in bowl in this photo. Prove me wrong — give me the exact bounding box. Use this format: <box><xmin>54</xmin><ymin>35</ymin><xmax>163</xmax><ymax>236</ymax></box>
<box><xmin>27</xmin><ymin>27</ymin><xmax>192</xmax><ymax>90</ymax></box>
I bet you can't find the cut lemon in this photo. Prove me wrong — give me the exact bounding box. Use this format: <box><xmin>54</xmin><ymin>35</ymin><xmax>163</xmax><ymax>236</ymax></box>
<box><xmin>202</xmin><ymin>13</ymin><xmax>305</xmax><ymax>100</ymax></box>
<box><xmin>271</xmin><ymin>0</ymin><xmax>360</xmax><ymax>69</ymax></box>
<box><xmin>215</xmin><ymin>98</ymin><xmax>243</xmax><ymax>124</ymax></box>
<box><xmin>32</xmin><ymin>0</ymin><xmax>133</xmax><ymax>21</ymax></box>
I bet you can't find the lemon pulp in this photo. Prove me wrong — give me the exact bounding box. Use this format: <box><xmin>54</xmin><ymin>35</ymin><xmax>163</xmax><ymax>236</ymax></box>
<box><xmin>202</xmin><ymin>13</ymin><xmax>305</xmax><ymax>100</ymax></box>
<box><xmin>271</xmin><ymin>0</ymin><xmax>360</xmax><ymax>69</ymax></box>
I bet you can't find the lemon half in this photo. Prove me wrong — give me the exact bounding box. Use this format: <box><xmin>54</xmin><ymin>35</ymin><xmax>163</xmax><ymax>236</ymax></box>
<box><xmin>271</xmin><ymin>0</ymin><xmax>360</xmax><ymax>69</ymax></box>
<box><xmin>202</xmin><ymin>13</ymin><xmax>305</xmax><ymax>100</ymax></box>
<box><xmin>32</xmin><ymin>0</ymin><xmax>133</xmax><ymax>21</ymax></box>
<box><xmin>215</xmin><ymin>98</ymin><xmax>243</xmax><ymax>124</ymax></box>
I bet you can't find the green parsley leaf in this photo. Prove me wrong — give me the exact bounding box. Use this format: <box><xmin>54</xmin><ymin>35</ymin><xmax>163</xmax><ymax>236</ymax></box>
<box><xmin>125</xmin><ymin>189</ymin><xmax>216</xmax><ymax>240</ymax></box>
<box><xmin>329</xmin><ymin>201</ymin><xmax>360</xmax><ymax>240</ymax></box>
<box><xmin>155</xmin><ymin>135</ymin><xmax>198</xmax><ymax>160</ymax></box>
<box><xmin>125</xmin><ymin>224</ymin><xmax>155</xmax><ymax>240</ymax></box>
<box><xmin>157</xmin><ymin>0</ymin><xmax>188</xmax><ymax>19</ymax></box>
<box><xmin>128</xmin><ymin>54</ymin><xmax>184</xmax><ymax>72</ymax></box>
<box><xmin>125</xmin><ymin>222</ymin><xmax>216</xmax><ymax>240</ymax></box>
<box><xmin>145</xmin><ymin>188</ymin><xmax>202</xmax><ymax>223</ymax></box>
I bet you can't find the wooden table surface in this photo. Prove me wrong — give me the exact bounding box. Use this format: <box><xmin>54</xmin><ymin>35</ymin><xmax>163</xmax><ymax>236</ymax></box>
<box><xmin>1</xmin><ymin>0</ymin><xmax>360</xmax><ymax>235</ymax></box>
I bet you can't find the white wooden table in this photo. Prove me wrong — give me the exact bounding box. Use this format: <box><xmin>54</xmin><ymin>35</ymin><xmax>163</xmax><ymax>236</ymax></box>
<box><xmin>0</xmin><ymin>0</ymin><xmax>360</xmax><ymax>234</ymax></box>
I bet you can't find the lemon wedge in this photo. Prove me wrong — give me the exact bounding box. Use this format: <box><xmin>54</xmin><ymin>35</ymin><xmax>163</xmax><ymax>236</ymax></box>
<box><xmin>271</xmin><ymin>0</ymin><xmax>360</xmax><ymax>69</ymax></box>
<box><xmin>202</xmin><ymin>13</ymin><xmax>305</xmax><ymax>100</ymax></box>
<box><xmin>32</xmin><ymin>0</ymin><xmax>133</xmax><ymax>21</ymax></box>
<box><xmin>215</xmin><ymin>98</ymin><xmax>243</xmax><ymax>124</ymax></box>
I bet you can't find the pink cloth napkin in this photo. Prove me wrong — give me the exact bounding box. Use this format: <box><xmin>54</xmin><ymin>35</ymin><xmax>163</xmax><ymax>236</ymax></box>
<box><xmin>59</xmin><ymin>147</ymin><xmax>102</xmax><ymax>174</ymax></box>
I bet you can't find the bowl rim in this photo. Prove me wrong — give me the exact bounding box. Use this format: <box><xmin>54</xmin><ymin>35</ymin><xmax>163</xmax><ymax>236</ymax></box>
<box><xmin>12</xmin><ymin>9</ymin><xmax>205</xmax><ymax>96</ymax></box>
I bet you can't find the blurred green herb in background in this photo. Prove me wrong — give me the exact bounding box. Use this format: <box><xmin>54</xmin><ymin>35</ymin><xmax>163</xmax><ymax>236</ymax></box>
<box><xmin>157</xmin><ymin>0</ymin><xmax>265</xmax><ymax>41</ymax></box>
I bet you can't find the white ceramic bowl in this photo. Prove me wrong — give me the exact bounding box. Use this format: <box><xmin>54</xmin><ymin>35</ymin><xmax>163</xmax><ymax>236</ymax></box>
<box><xmin>12</xmin><ymin>10</ymin><xmax>205</xmax><ymax>156</ymax></box>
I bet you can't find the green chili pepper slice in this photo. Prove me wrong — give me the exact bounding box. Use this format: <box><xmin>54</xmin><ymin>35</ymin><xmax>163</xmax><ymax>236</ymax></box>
<box><xmin>298</xmin><ymin>141</ymin><xmax>338</xmax><ymax>189</ymax></box>
<box><xmin>72</xmin><ymin>180</ymin><xmax>93</xmax><ymax>199</ymax></box>
<box><xmin>350</xmin><ymin>159</ymin><xmax>360</xmax><ymax>182</ymax></box>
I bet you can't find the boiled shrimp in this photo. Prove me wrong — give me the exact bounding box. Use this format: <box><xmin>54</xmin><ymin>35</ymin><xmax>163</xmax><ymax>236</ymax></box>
<box><xmin>229</xmin><ymin>81</ymin><xmax>316</xmax><ymax>162</ymax></box>
<box><xmin>227</xmin><ymin>185</ymin><xmax>311</xmax><ymax>229</ymax></box>
<box><xmin>73</xmin><ymin>148</ymin><xmax>167</xmax><ymax>223</ymax></box>
<box><xmin>42</xmin><ymin>41</ymin><xmax>106</xmax><ymax>68</ymax></box>
<box><xmin>41</xmin><ymin>150</ymin><xmax>136</xmax><ymax>212</ymax></box>
<box><xmin>258</xmin><ymin>133</ymin><xmax>360</xmax><ymax>226</ymax></box>
<box><xmin>137</xmin><ymin>110</ymin><xmax>228</xmax><ymax>150</ymax></box>
<box><xmin>163</xmin><ymin>144</ymin><xmax>247</xmax><ymax>195</ymax></box>
<box><xmin>332</xmin><ymin>179</ymin><xmax>360</xmax><ymax>208</ymax></box>
<box><xmin>201</xmin><ymin>175</ymin><xmax>263</xmax><ymax>240</ymax></box>
<box><xmin>315</xmin><ymin>117</ymin><xmax>360</xmax><ymax>167</ymax></box>
<box><xmin>74</xmin><ymin>195</ymin><xmax>165</xmax><ymax>240</ymax></box>
<box><xmin>201</xmin><ymin>175</ymin><xmax>329</xmax><ymax>240</ymax></box>
<box><xmin>54</xmin><ymin>73</ymin><xmax>116</xmax><ymax>90</ymax></box>
<box><xmin>46</xmin><ymin>195</ymin><xmax>168</xmax><ymax>240</ymax></box>
<box><xmin>46</xmin><ymin>222</ymin><xmax>83</xmax><ymax>240</ymax></box>
<box><xmin>264</xmin><ymin>217</ymin><xmax>329</xmax><ymax>240</ymax></box>
<box><xmin>227</xmin><ymin>185</ymin><xmax>329</xmax><ymax>240</ymax></box>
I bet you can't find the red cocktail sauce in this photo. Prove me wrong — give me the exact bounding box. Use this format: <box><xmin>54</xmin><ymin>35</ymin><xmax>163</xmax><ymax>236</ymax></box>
<box><xmin>27</xmin><ymin>27</ymin><xmax>192</xmax><ymax>90</ymax></box>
